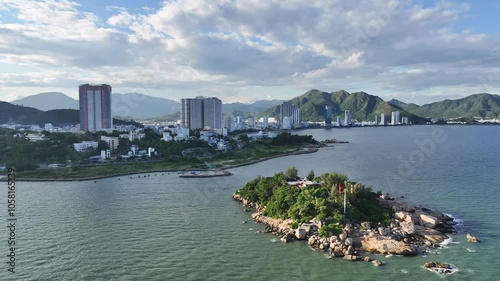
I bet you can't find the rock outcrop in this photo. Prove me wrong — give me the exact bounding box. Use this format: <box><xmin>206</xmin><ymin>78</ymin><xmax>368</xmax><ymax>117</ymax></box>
<box><xmin>466</xmin><ymin>233</ymin><xmax>481</xmax><ymax>243</ymax></box>
<box><xmin>423</xmin><ymin>261</ymin><xmax>459</xmax><ymax>275</ymax></box>
<box><xmin>361</xmin><ymin>237</ymin><xmax>417</xmax><ymax>256</ymax></box>
<box><xmin>233</xmin><ymin>192</ymin><xmax>459</xmax><ymax>265</ymax></box>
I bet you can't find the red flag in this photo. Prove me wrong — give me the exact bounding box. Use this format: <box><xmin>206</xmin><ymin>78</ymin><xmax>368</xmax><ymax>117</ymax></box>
<box><xmin>337</xmin><ymin>183</ymin><xmax>342</xmax><ymax>194</ymax></box>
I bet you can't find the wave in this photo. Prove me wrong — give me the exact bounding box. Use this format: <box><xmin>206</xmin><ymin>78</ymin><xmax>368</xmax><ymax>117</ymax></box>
<box><xmin>444</xmin><ymin>213</ymin><xmax>464</xmax><ymax>226</ymax></box>
<box><xmin>466</xmin><ymin>248</ymin><xmax>476</xmax><ymax>253</ymax></box>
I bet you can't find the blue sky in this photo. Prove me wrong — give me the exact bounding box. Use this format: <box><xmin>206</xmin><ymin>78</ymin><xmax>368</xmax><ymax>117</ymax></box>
<box><xmin>0</xmin><ymin>0</ymin><xmax>499</xmax><ymax>105</ymax></box>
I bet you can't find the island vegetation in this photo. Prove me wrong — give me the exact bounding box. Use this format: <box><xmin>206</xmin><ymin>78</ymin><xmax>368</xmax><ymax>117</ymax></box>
<box><xmin>233</xmin><ymin>168</ymin><xmax>459</xmax><ymax>267</ymax></box>
<box><xmin>236</xmin><ymin>167</ymin><xmax>391</xmax><ymax>236</ymax></box>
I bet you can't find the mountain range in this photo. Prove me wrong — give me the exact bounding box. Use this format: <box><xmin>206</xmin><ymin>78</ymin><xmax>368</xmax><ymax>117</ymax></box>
<box><xmin>388</xmin><ymin>93</ymin><xmax>500</xmax><ymax>120</ymax></box>
<box><xmin>11</xmin><ymin>92</ymin><xmax>284</xmax><ymax>119</ymax></box>
<box><xmin>3</xmin><ymin>90</ymin><xmax>500</xmax><ymax>125</ymax></box>
<box><xmin>0</xmin><ymin>102</ymin><xmax>141</xmax><ymax>127</ymax></box>
<box><xmin>12</xmin><ymin>92</ymin><xmax>180</xmax><ymax>119</ymax></box>
<box><xmin>263</xmin><ymin>89</ymin><xmax>427</xmax><ymax>123</ymax></box>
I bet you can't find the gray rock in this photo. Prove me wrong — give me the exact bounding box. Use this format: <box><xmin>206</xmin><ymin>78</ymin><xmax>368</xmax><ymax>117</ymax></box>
<box><xmin>295</xmin><ymin>228</ymin><xmax>307</xmax><ymax>240</ymax></box>
<box><xmin>372</xmin><ymin>260</ymin><xmax>383</xmax><ymax>266</ymax></box>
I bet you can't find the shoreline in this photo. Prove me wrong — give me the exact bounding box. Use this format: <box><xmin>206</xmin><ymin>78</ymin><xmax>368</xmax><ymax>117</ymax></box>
<box><xmin>5</xmin><ymin>146</ymin><xmax>320</xmax><ymax>182</ymax></box>
<box><xmin>232</xmin><ymin>192</ymin><xmax>461</xmax><ymax>265</ymax></box>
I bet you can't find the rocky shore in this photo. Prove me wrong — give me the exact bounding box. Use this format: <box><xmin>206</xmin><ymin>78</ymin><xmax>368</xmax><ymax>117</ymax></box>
<box><xmin>232</xmin><ymin>193</ymin><xmax>458</xmax><ymax>265</ymax></box>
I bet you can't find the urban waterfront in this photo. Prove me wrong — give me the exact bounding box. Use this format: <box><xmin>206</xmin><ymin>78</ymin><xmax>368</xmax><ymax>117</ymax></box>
<box><xmin>1</xmin><ymin>125</ymin><xmax>499</xmax><ymax>281</ymax></box>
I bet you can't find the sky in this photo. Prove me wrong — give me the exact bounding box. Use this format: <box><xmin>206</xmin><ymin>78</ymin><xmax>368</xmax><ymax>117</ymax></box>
<box><xmin>0</xmin><ymin>0</ymin><xmax>499</xmax><ymax>105</ymax></box>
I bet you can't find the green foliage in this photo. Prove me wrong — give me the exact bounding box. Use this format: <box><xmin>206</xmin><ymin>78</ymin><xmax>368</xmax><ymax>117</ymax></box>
<box><xmin>237</xmin><ymin>170</ymin><xmax>393</xmax><ymax>229</ymax></box>
<box><xmin>271</xmin><ymin>132</ymin><xmax>317</xmax><ymax>145</ymax></box>
<box><xmin>289</xmin><ymin>221</ymin><xmax>299</xmax><ymax>229</ymax></box>
<box><xmin>399</xmin><ymin>93</ymin><xmax>500</xmax><ymax>119</ymax></box>
<box><xmin>318</xmin><ymin>224</ymin><xmax>343</xmax><ymax>237</ymax></box>
<box><xmin>307</xmin><ymin>170</ymin><xmax>315</xmax><ymax>180</ymax></box>
<box><xmin>261</xmin><ymin>89</ymin><xmax>428</xmax><ymax>123</ymax></box>
<box><xmin>284</xmin><ymin>166</ymin><xmax>298</xmax><ymax>180</ymax></box>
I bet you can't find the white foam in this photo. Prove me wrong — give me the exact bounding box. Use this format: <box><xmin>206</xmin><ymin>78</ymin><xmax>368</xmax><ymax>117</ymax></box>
<box><xmin>466</xmin><ymin>248</ymin><xmax>476</xmax><ymax>253</ymax></box>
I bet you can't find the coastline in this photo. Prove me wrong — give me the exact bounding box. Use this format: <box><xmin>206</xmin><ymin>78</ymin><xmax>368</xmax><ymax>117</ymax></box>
<box><xmin>5</xmin><ymin>146</ymin><xmax>320</xmax><ymax>182</ymax></box>
<box><xmin>232</xmin><ymin>192</ymin><xmax>460</xmax><ymax>265</ymax></box>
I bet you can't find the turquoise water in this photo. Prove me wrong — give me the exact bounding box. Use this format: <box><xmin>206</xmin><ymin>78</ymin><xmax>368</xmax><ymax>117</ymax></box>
<box><xmin>1</xmin><ymin>125</ymin><xmax>499</xmax><ymax>280</ymax></box>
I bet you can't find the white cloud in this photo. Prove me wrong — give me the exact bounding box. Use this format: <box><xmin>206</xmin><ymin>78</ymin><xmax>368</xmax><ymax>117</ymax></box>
<box><xmin>0</xmin><ymin>0</ymin><xmax>499</xmax><ymax>104</ymax></box>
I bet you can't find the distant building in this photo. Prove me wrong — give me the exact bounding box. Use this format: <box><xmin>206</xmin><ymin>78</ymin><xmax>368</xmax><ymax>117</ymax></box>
<box><xmin>374</xmin><ymin>115</ymin><xmax>379</xmax><ymax>126</ymax></box>
<box><xmin>129</xmin><ymin>130</ymin><xmax>145</xmax><ymax>141</ymax></box>
<box><xmin>44</xmin><ymin>123</ymin><xmax>53</xmax><ymax>131</ymax></box>
<box><xmin>292</xmin><ymin>108</ymin><xmax>302</xmax><ymax>126</ymax></box>
<box><xmin>73</xmin><ymin>141</ymin><xmax>98</xmax><ymax>152</ymax></box>
<box><xmin>280</xmin><ymin>102</ymin><xmax>301</xmax><ymax>128</ymax></box>
<box><xmin>79</xmin><ymin>84</ymin><xmax>112</xmax><ymax>132</ymax></box>
<box><xmin>100</xmin><ymin>136</ymin><xmax>119</xmax><ymax>150</ymax></box>
<box><xmin>262</xmin><ymin>116</ymin><xmax>268</xmax><ymax>128</ymax></box>
<box><xmin>391</xmin><ymin>111</ymin><xmax>400</xmax><ymax>125</ymax></box>
<box><xmin>401</xmin><ymin>116</ymin><xmax>409</xmax><ymax>125</ymax></box>
<box><xmin>282</xmin><ymin>116</ymin><xmax>292</xmax><ymax>129</ymax></box>
<box><xmin>380</xmin><ymin>113</ymin><xmax>387</xmax><ymax>125</ymax></box>
<box><xmin>336</xmin><ymin>116</ymin><xmax>342</xmax><ymax>127</ymax></box>
<box><xmin>181</xmin><ymin>97</ymin><xmax>222</xmax><ymax>130</ymax></box>
<box><xmin>325</xmin><ymin>106</ymin><xmax>332</xmax><ymax>126</ymax></box>
<box><xmin>344</xmin><ymin>110</ymin><xmax>352</xmax><ymax>126</ymax></box>
<box><xmin>101</xmin><ymin>149</ymin><xmax>111</xmax><ymax>160</ymax></box>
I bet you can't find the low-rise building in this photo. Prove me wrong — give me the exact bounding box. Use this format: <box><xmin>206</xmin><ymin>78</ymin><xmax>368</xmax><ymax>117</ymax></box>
<box><xmin>101</xmin><ymin>136</ymin><xmax>119</xmax><ymax>150</ymax></box>
<box><xmin>73</xmin><ymin>141</ymin><xmax>99</xmax><ymax>152</ymax></box>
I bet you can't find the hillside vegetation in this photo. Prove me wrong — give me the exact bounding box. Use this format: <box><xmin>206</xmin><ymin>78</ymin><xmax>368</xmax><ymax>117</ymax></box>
<box><xmin>262</xmin><ymin>89</ymin><xmax>427</xmax><ymax>123</ymax></box>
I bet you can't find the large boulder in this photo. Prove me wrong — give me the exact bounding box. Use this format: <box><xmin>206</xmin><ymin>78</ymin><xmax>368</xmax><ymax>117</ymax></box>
<box><xmin>361</xmin><ymin>237</ymin><xmax>417</xmax><ymax>256</ymax></box>
<box><xmin>394</xmin><ymin>211</ymin><xmax>414</xmax><ymax>223</ymax></box>
<box><xmin>414</xmin><ymin>225</ymin><xmax>447</xmax><ymax>244</ymax></box>
<box><xmin>420</xmin><ymin>214</ymin><xmax>438</xmax><ymax>228</ymax></box>
<box><xmin>295</xmin><ymin>227</ymin><xmax>307</xmax><ymax>240</ymax></box>
<box><xmin>400</xmin><ymin>221</ymin><xmax>416</xmax><ymax>235</ymax></box>
<box><xmin>308</xmin><ymin>236</ymin><xmax>317</xmax><ymax>246</ymax></box>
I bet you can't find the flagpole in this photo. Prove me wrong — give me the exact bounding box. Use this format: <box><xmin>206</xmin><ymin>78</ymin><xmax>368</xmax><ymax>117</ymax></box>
<box><xmin>343</xmin><ymin>181</ymin><xmax>347</xmax><ymax>216</ymax></box>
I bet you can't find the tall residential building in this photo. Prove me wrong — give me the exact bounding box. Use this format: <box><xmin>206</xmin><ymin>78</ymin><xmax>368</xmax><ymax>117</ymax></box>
<box><xmin>292</xmin><ymin>108</ymin><xmax>301</xmax><ymax>126</ymax></box>
<box><xmin>263</xmin><ymin>116</ymin><xmax>269</xmax><ymax>128</ymax></box>
<box><xmin>380</xmin><ymin>113</ymin><xmax>387</xmax><ymax>125</ymax></box>
<box><xmin>325</xmin><ymin>106</ymin><xmax>332</xmax><ymax>126</ymax></box>
<box><xmin>79</xmin><ymin>84</ymin><xmax>112</xmax><ymax>132</ymax></box>
<box><xmin>391</xmin><ymin>111</ymin><xmax>400</xmax><ymax>125</ymax></box>
<box><xmin>336</xmin><ymin>116</ymin><xmax>342</xmax><ymax>127</ymax></box>
<box><xmin>180</xmin><ymin>97</ymin><xmax>222</xmax><ymax>130</ymax></box>
<box><xmin>401</xmin><ymin>116</ymin><xmax>409</xmax><ymax>125</ymax></box>
<box><xmin>344</xmin><ymin>110</ymin><xmax>352</xmax><ymax>126</ymax></box>
<box><xmin>280</xmin><ymin>102</ymin><xmax>295</xmax><ymax>126</ymax></box>
<box><xmin>374</xmin><ymin>115</ymin><xmax>379</xmax><ymax>126</ymax></box>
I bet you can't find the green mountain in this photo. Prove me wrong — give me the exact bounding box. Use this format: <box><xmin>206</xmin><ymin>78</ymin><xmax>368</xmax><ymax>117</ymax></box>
<box><xmin>392</xmin><ymin>93</ymin><xmax>500</xmax><ymax>119</ymax></box>
<box><xmin>0</xmin><ymin>102</ymin><xmax>42</xmax><ymax>124</ymax></box>
<box><xmin>263</xmin><ymin>89</ymin><xmax>426</xmax><ymax>123</ymax></box>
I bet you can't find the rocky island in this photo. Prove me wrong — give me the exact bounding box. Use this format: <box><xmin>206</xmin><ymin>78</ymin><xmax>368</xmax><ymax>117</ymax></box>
<box><xmin>232</xmin><ymin>168</ymin><xmax>460</xmax><ymax>270</ymax></box>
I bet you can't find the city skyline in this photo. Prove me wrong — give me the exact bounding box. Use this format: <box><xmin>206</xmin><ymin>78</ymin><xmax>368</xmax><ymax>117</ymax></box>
<box><xmin>0</xmin><ymin>1</ymin><xmax>499</xmax><ymax>105</ymax></box>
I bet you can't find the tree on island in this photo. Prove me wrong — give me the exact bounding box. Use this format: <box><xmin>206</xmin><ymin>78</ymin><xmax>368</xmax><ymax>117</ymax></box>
<box><xmin>284</xmin><ymin>166</ymin><xmax>299</xmax><ymax>180</ymax></box>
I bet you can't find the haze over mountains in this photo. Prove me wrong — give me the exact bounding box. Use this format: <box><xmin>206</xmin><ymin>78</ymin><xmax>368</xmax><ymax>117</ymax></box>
<box><xmin>4</xmin><ymin>90</ymin><xmax>500</xmax><ymax>125</ymax></box>
<box><xmin>11</xmin><ymin>92</ymin><xmax>285</xmax><ymax>119</ymax></box>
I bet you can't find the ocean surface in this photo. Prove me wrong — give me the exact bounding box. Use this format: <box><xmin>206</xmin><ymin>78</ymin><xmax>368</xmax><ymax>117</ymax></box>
<box><xmin>1</xmin><ymin>125</ymin><xmax>499</xmax><ymax>281</ymax></box>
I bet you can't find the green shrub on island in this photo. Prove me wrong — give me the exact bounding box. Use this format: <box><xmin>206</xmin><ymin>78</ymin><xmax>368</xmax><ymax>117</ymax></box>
<box><xmin>237</xmin><ymin>168</ymin><xmax>392</xmax><ymax>236</ymax></box>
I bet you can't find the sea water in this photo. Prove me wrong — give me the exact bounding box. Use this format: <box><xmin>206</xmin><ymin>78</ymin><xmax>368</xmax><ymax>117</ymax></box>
<box><xmin>0</xmin><ymin>125</ymin><xmax>498</xmax><ymax>280</ymax></box>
